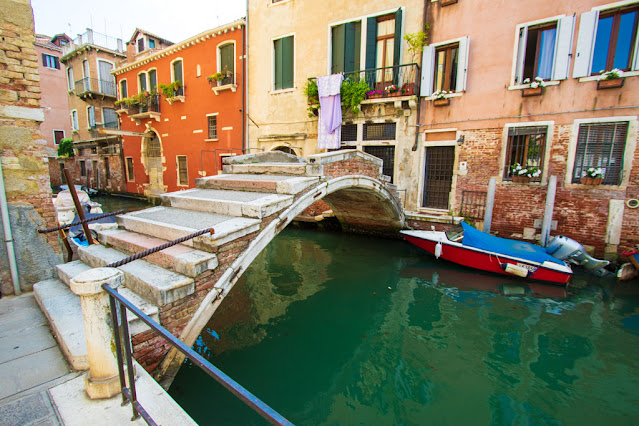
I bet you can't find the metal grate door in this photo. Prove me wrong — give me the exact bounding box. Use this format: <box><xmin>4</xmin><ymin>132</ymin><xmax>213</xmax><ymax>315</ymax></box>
<box><xmin>364</xmin><ymin>145</ymin><xmax>395</xmax><ymax>183</ymax></box>
<box><xmin>422</xmin><ymin>146</ymin><xmax>455</xmax><ymax>209</ymax></box>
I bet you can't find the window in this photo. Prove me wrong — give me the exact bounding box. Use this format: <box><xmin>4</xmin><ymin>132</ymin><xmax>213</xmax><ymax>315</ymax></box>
<box><xmin>42</xmin><ymin>53</ymin><xmax>60</xmax><ymax>69</ymax></box>
<box><xmin>119</xmin><ymin>79</ymin><xmax>128</xmax><ymax>99</ymax></box>
<box><xmin>172</xmin><ymin>59</ymin><xmax>183</xmax><ymax>84</ymax></box>
<box><xmin>82</xmin><ymin>60</ymin><xmax>89</xmax><ymax>78</ymax></box>
<box><xmin>572</xmin><ymin>122</ymin><xmax>628</xmax><ymax>185</ymax></box>
<box><xmin>364</xmin><ymin>122</ymin><xmax>396</xmax><ymax>140</ymax></box>
<box><xmin>138</xmin><ymin>72</ymin><xmax>147</xmax><ymax>92</ymax></box>
<box><xmin>80</xmin><ymin>60</ymin><xmax>90</xmax><ymax>92</ymax></box>
<box><xmin>503</xmin><ymin>126</ymin><xmax>548</xmax><ymax>181</ymax></box>
<box><xmin>53</xmin><ymin>130</ymin><xmax>64</xmax><ymax>144</ymax></box>
<box><xmin>364</xmin><ymin>146</ymin><xmax>395</xmax><ymax>183</ymax></box>
<box><xmin>126</xmin><ymin>157</ymin><xmax>134</xmax><ymax>181</ymax></box>
<box><xmin>219</xmin><ymin>44</ymin><xmax>235</xmax><ymax>85</ymax></box>
<box><xmin>98</xmin><ymin>60</ymin><xmax>115</xmax><ymax>96</ymax></box>
<box><xmin>149</xmin><ymin>39</ymin><xmax>155</xmax><ymax>49</ymax></box>
<box><xmin>341</xmin><ymin>123</ymin><xmax>358</xmax><ymax>142</ymax></box>
<box><xmin>103</xmin><ymin>108</ymin><xmax>117</xmax><ymax>129</ymax></box>
<box><xmin>87</xmin><ymin>106</ymin><xmax>95</xmax><ymax>128</ymax></box>
<box><xmin>375</xmin><ymin>15</ymin><xmax>396</xmax><ymax>85</ymax></box>
<box><xmin>66</xmin><ymin>67</ymin><xmax>74</xmax><ymax>90</ymax></box>
<box><xmin>104</xmin><ymin>157</ymin><xmax>110</xmax><ymax>180</ymax></box>
<box><xmin>137</xmin><ymin>38</ymin><xmax>144</xmax><ymax>53</ymax></box>
<box><xmin>208</xmin><ymin>116</ymin><xmax>217</xmax><ymax>139</ymax></box>
<box><xmin>148</xmin><ymin>69</ymin><xmax>157</xmax><ymax>92</ymax></box>
<box><xmin>331</xmin><ymin>21</ymin><xmax>361</xmax><ymax>74</ymax></box>
<box><xmin>513</xmin><ymin>16</ymin><xmax>574</xmax><ymax>84</ymax></box>
<box><xmin>80</xmin><ymin>160</ymin><xmax>86</xmax><ymax>177</ymax></box>
<box><xmin>177</xmin><ymin>155</ymin><xmax>188</xmax><ymax>186</ymax></box>
<box><xmin>273</xmin><ymin>35</ymin><xmax>294</xmax><ymax>90</ymax></box>
<box><xmin>574</xmin><ymin>5</ymin><xmax>639</xmax><ymax>77</ymax></box>
<box><xmin>71</xmin><ymin>110</ymin><xmax>78</xmax><ymax>130</ymax></box>
<box><xmin>421</xmin><ymin>37</ymin><xmax>469</xmax><ymax>96</ymax></box>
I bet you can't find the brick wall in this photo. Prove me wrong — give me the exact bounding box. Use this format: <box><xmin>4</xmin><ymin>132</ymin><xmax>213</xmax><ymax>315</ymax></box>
<box><xmin>322</xmin><ymin>156</ymin><xmax>382</xmax><ymax>180</ymax></box>
<box><xmin>0</xmin><ymin>0</ymin><xmax>62</xmax><ymax>295</ymax></box>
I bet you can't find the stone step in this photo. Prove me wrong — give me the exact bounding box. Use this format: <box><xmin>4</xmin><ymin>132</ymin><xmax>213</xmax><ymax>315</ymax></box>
<box><xmin>117</xmin><ymin>206</ymin><xmax>261</xmax><ymax>251</ymax></box>
<box><xmin>34</xmin><ymin>277</ymin><xmax>160</xmax><ymax>371</ymax></box>
<box><xmin>78</xmin><ymin>244</ymin><xmax>195</xmax><ymax>307</ymax></box>
<box><xmin>162</xmin><ymin>188</ymin><xmax>294</xmax><ymax>219</ymax></box>
<box><xmin>221</xmin><ymin>162</ymin><xmax>322</xmax><ymax>176</ymax></box>
<box><xmin>97</xmin><ymin>229</ymin><xmax>218</xmax><ymax>278</ymax></box>
<box><xmin>195</xmin><ymin>173</ymin><xmax>320</xmax><ymax>195</ymax></box>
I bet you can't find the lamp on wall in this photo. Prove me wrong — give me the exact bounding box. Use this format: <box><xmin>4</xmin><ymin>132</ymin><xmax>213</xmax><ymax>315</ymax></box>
<box><xmin>457</xmin><ymin>134</ymin><xmax>465</xmax><ymax>146</ymax></box>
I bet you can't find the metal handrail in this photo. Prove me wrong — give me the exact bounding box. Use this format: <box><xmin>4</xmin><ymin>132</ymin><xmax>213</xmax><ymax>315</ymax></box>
<box><xmin>104</xmin><ymin>285</ymin><xmax>292</xmax><ymax>425</ymax></box>
<box><xmin>37</xmin><ymin>209</ymin><xmax>126</xmax><ymax>234</ymax></box>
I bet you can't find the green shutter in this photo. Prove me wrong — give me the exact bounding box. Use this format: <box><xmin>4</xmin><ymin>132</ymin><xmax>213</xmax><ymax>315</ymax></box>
<box><xmin>221</xmin><ymin>44</ymin><xmax>234</xmax><ymax>73</ymax></box>
<box><xmin>393</xmin><ymin>8</ymin><xmax>403</xmax><ymax>67</ymax></box>
<box><xmin>365</xmin><ymin>16</ymin><xmax>377</xmax><ymax>70</ymax></box>
<box><xmin>282</xmin><ymin>36</ymin><xmax>294</xmax><ymax>89</ymax></box>
<box><xmin>344</xmin><ymin>22</ymin><xmax>362</xmax><ymax>74</ymax></box>
<box><xmin>173</xmin><ymin>60</ymin><xmax>183</xmax><ymax>83</ymax></box>
<box><xmin>332</xmin><ymin>25</ymin><xmax>345</xmax><ymax>74</ymax></box>
<box><xmin>274</xmin><ymin>38</ymin><xmax>282</xmax><ymax>90</ymax></box>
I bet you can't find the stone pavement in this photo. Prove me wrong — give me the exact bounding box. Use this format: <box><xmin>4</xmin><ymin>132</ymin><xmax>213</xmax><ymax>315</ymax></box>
<box><xmin>0</xmin><ymin>292</ymin><xmax>80</xmax><ymax>426</ymax></box>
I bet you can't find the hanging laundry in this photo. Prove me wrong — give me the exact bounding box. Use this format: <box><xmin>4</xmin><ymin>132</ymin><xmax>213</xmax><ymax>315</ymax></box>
<box><xmin>317</xmin><ymin>74</ymin><xmax>344</xmax><ymax>149</ymax></box>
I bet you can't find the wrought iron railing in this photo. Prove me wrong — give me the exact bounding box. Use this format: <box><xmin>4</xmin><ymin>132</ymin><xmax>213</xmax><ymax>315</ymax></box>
<box><xmin>129</xmin><ymin>95</ymin><xmax>161</xmax><ymax>115</ymax></box>
<box><xmin>103</xmin><ymin>284</ymin><xmax>292</xmax><ymax>425</ymax></box>
<box><xmin>75</xmin><ymin>77</ymin><xmax>117</xmax><ymax>97</ymax></box>
<box><xmin>62</xmin><ymin>29</ymin><xmax>124</xmax><ymax>56</ymax></box>
<box><xmin>460</xmin><ymin>190</ymin><xmax>487</xmax><ymax>220</ymax></box>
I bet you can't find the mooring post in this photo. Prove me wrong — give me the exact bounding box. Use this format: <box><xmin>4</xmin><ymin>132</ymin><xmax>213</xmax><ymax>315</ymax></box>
<box><xmin>540</xmin><ymin>176</ymin><xmax>557</xmax><ymax>247</ymax></box>
<box><xmin>483</xmin><ymin>177</ymin><xmax>496</xmax><ymax>233</ymax></box>
<box><xmin>70</xmin><ymin>267</ymin><xmax>124</xmax><ymax>399</ymax></box>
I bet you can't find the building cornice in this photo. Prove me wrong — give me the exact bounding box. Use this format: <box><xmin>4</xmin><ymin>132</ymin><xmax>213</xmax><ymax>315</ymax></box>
<box><xmin>113</xmin><ymin>19</ymin><xmax>245</xmax><ymax>75</ymax></box>
<box><xmin>61</xmin><ymin>44</ymin><xmax>127</xmax><ymax>63</ymax></box>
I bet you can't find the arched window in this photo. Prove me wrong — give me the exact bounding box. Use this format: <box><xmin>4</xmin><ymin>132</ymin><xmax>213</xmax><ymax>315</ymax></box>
<box><xmin>218</xmin><ymin>43</ymin><xmax>235</xmax><ymax>85</ymax></box>
<box><xmin>171</xmin><ymin>59</ymin><xmax>183</xmax><ymax>84</ymax></box>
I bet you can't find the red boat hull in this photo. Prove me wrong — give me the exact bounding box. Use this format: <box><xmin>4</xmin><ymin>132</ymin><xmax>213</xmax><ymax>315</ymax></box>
<box><xmin>403</xmin><ymin>234</ymin><xmax>572</xmax><ymax>285</ymax></box>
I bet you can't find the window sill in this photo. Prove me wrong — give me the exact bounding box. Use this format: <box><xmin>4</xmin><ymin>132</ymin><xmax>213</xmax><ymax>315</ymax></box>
<box><xmin>424</xmin><ymin>92</ymin><xmax>463</xmax><ymax>101</ymax></box>
<box><xmin>268</xmin><ymin>0</ymin><xmax>293</xmax><ymax>7</ymax></box>
<box><xmin>204</xmin><ymin>138</ymin><xmax>219</xmax><ymax>142</ymax></box>
<box><xmin>270</xmin><ymin>87</ymin><xmax>296</xmax><ymax>95</ymax></box>
<box><xmin>212</xmin><ymin>83</ymin><xmax>237</xmax><ymax>95</ymax></box>
<box><xmin>507</xmin><ymin>81</ymin><xmax>560</xmax><ymax>90</ymax></box>
<box><xmin>579</xmin><ymin>70</ymin><xmax>639</xmax><ymax>82</ymax></box>
<box><xmin>166</xmin><ymin>96</ymin><xmax>185</xmax><ymax>104</ymax></box>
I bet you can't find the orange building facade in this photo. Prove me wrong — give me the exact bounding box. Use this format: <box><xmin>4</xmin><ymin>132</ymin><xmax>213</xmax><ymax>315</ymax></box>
<box><xmin>113</xmin><ymin>20</ymin><xmax>246</xmax><ymax>196</ymax></box>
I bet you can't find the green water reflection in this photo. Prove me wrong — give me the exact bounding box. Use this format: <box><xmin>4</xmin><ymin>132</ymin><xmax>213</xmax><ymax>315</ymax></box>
<box><xmin>169</xmin><ymin>228</ymin><xmax>639</xmax><ymax>425</ymax></box>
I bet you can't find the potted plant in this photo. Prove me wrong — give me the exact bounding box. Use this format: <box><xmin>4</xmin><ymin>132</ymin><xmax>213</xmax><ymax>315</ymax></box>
<box><xmin>207</xmin><ymin>66</ymin><xmax>233</xmax><ymax>86</ymax></box>
<box><xmin>597</xmin><ymin>69</ymin><xmax>624</xmax><ymax>89</ymax></box>
<box><xmin>340</xmin><ymin>78</ymin><xmax>370</xmax><ymax>117</ymax></box>
<box><xmin>581</xmin><ymin>168</ymin><xmax>604</xmax><ymax>184</ymax></box>
<box><xmin>385</xmin><ymin>84</ymin><xmax>400</xmax><ymax>96</ymax></box>
<box><xmin>522</xmin><ymin>77</ymin><xmax>546</xmax><ymax>97</ymax></box>
<box><xmin>159</xmin><ymin>81</ymin><xmax>183</xmax><ymax>103</ymax></box>
<box><xmin>366</xmin><ymin>89</ymin><xmax>383</xmax><ymax>99</ymax></box>
<box><xmin>432</xmin><ymin>90</ymin><xmax>450</xmax><ymax>106</ymax></box>
<box><xmin>510</xmin><ymin>163</ymin><xmax>541</xmax><ymax>182</ymax></box>
<box><xmin>304</xmin><ymin>79</ymin><xmax>319</xmax><ymax>117</ymax></box>
<box><xmin>401</xmin><ymin>83</ymin><xmax>415</xmax><ymax>96</ymax></box>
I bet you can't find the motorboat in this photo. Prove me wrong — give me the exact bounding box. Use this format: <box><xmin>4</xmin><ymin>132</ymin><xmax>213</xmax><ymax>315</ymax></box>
<box><xmin>400</xmin><ymin>222</ymin><xmax>609</xmax><ymax>285</ymax></box>
<box><xmin>53</xmin><ymin>189</ymin><xmax>103</xmax><ymax>226</ymax></box>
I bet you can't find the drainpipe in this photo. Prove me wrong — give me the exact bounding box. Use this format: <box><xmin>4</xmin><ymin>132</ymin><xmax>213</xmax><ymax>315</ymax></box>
<box><xmin>411</xmin><ymin>3</ymin><xmax>428</xmax><ymax>152</ymax></box>
<box><xmin>242</xmin><ymin>15</ymin><xmax>247</xmax><ymax>154</ymax></box>
<box><xmin>244</xmin><ymin>1</ymin><xmax>249</xmax><ymax>153</ymax></box>
<box><xmin>0</xmin><ymin>158</ymin><xmax>21</xmax><ymax>295</ymax></box>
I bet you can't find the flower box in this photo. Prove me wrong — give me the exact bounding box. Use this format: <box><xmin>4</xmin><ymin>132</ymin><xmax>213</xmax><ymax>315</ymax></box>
<box><xmin>512</xmin><ymin>175</ymin><xmax>533</xmax><ymax>183</ymax></box>
<box><xmin>581</xmin><ymin>177</ymin><xmax>603</xmax><ymax>185</ymax></box>
<box><xmin>433</xmin><ymin>98</ymin><xmax>450</xmax><ymax>107</ymax></box>
<box><xmin>522</xmin><ymin>87</ymin><xmax>543</xmax><ymax>97</ymax></box>
<box><xmin>401</xmin><ymin>83</ymin><xmax>415</xmax><ymax>96</ymax></box>
<box><xmin>367</xmin><ymin>93</ymin><xmax>383</xmax><ymax>99</ymax></box>
<box><xmin>597</xmin><ymin>78</ymin><xmax>624</xmax><ymax>90</ymax></box>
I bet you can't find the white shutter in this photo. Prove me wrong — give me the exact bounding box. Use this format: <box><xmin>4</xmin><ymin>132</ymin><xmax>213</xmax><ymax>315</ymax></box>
<box><xmin>552</xmin><ymin>15</ymin><xmax>575</xmax><ymax>81</ymax></box>
<box><xmin>456</xmin><ymin>36</ymin><xmax>470</xmax><ymax>92</ymax></box>
<box><xmin>573</xmin><ymin>10</ymin><xmax>598</xmax><ymax>78</ymax></box>
<box><xmin>420</xmin><ymin>45</ymin><xmax>435</xmax><ymax>97</ymax></box>
<box><xmin>633</xmin><ymin>31</ymin><xmax>639</xmax><ymax>71</ymax></box>
<box><xmin>515</xmin><ymin>26</ymin><xmax>528</xmax><ymax>84</ymax></box>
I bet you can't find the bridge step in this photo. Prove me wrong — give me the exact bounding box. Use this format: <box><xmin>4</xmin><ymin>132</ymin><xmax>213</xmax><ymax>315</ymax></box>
<box><xmin>98</xmin><ymin>229</ymin><xmax>218</xmax><ymax>278</ymax></box>
<box><xmin>33</xmin><ymin>277</ymin><xmax>159</xmax><ymax>371</ymax></box>
<box><xmin>117</xmin><ymin>206</ymin><xmax>261</xmax><ymax>251</ymax></box>
<box><xmin>195</xmin><ymin>174</ymin><xmax>320</xmax><ymax>195</ymax></box>
<box><xmin>221</xmin><ymin>163</ymin><xmax>322</xmax><ymax>176</ymax></box>
<box><xmin>78</xmin><ymin>244</ymin><xmax>195</xmax><ymax>307</ymax></box>
<box><xmin>161</xmin><ymin>188</ymin><xmax>293</xmax><ymax>219</ymax></box>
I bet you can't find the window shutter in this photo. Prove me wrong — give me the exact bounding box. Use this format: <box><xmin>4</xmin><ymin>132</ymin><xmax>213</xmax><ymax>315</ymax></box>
<box><xmin>393</xmin><ymin>8</ymin><xmax>403</xmax><ymax>67</ymax></box>
<box><xmin>344</xmin><ymin>22</ymin><xmax>357</xmax><ymax>74</ymax></box>
<box><xmin>633</xmin><ymin>30</ymin><xmax>639</xmax><ymax>71</ymax></box>
<box><xmin>552</xmin><ymin>15</ymin><xmax>575</xmax><ymax>81</ymax></box>
<box><xmin>173</xmin><ymin>61</ymin><xmax>183</xmax><ymax>83</ymax></box>
<box><xmin>515</xmin><ymin>26</ymin><xmax>528</xmax><ymax>84</ymax></box>
<box><xmin>365</xmin><ymin>16</ymin><xmax>377</xmax><ymax>70</ymax></box>
<box><xmin>41</xmin><ymin>53</ymin><xmax>46</xmax><ymax>66</ymax></box>
<box><xmin>420</xmin><ymin>45</ymin><xmax>435</xmax><ymax>96</ymax></box>
<box><xmin>456</xmin><ymin>36</ymin><xmax>470</xmax><ymax>92</ymax></box>
<box><xmin>282</xmin><ymin>36</ymin><xmax>294</xmax><ymax>89</ymax></box>
<box><xmin>573</xmin><ymin>10</ymin><xmax>598</xmax><ymax>78</ymax></box>
<box><xmin>221</xmin><ymin>44</ymin><xmax>234</xmax><ymax>73</ymax></box>
<box><xmin>332</xmin><ymin>24</ymin><xmax>345</xmax><ymax>74</ymax></box>
<box><xmin>274</xmin><ymin>38</ymin><xmax>282</xmax><ymax>90</ymax></box>
<box><xmin>54</xmin><ymin>56</ymin><xmax>60</xmax><ymax>69</ymax></box>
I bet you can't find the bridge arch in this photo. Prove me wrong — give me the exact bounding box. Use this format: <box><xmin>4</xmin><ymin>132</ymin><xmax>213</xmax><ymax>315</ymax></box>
<box><xmin>159</xmin><ymin>173</ymin><xmax>404</xmax><ymax>380</ymax></box>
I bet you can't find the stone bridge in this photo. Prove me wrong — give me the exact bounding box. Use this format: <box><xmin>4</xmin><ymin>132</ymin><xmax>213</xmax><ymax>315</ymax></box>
<box><xmin>34</xmin><ymin>150</ymin><xmax>405</xmax><ymax>385</ymax></box>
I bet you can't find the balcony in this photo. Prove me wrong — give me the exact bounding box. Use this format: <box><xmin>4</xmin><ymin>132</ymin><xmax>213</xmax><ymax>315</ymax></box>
<box><xmin>75</xmin><ymin>77</ymin><xmax>117</xmax><ymax>99</ymax></box>
<box><xmin>89</xmin><ymin>121</ymin><xmax>120</xmax><ymax>139</ymax></box>
<box><xmin>62</xmin><ymin>29</ymin><xmax>124</xmax><ymax>57</ymax></box>
<box><xmin>128</xmin><ymin>95</ymin><xmax>161</xmax><ymax>123</ymax></box>
<box><xmin>210</xmin><ymin>73</ymin><xmax>237</xmax><ymax>95</ymax></box>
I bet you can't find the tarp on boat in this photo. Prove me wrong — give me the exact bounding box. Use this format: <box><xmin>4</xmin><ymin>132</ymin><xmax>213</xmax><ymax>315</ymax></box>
<box><xmin>461</xmin><ymin>222</ymin><xmax>564</xmax><ymax>265</ymax></box>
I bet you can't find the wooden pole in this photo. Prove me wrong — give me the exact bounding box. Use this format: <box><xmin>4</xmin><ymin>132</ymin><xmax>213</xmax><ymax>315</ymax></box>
<box><xmin>483</xmin><ymin>177</ymin><xmax>496</xmax><ymax>233</ymax></box>
<box><xmin>540</xmin><ymin>175</ymin><xmax>557</xmax><ymax>247</ymax></box>
<box><xmin>62</xmin><ymin>167</ymin><xmax>94</xmax><ymax>245</ymax></box>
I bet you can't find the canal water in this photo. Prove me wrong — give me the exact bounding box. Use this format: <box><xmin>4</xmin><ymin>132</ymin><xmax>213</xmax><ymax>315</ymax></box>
<box><xmin>168</xmin><ymin>228</ymin><xmax>639</xmax><ymax>425</ymax></box>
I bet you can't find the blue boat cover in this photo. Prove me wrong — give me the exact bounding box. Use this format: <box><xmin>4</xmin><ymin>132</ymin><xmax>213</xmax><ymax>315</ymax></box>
<box><xmin>461</xmin><ymin>222</ymin><xmax>564</xmax><ymax>265</ymax></box>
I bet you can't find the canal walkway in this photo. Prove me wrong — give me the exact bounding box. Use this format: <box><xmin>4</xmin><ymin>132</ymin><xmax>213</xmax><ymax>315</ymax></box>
<box><xmin>0</xmin><ymin>293</ymin><xmax>196</xmax><ymax>425</ymax></box>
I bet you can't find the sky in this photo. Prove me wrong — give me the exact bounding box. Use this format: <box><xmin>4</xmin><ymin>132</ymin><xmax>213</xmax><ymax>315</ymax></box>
<box><xmin>31</xmin><ymin>0</ymin><xmax>246</xmax><ymax>44</ymax></box>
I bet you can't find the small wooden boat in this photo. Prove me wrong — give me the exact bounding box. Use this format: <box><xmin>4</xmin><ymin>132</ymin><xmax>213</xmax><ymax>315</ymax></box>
<box><xmin>618</xmin><ymin>250</ymin><xmax>639</xmax><ymax>281</ymax></box>
<box><xmin>401</xmin><ymin>222</ymin><xmax>609</xmax><ymax>285</ymax></box>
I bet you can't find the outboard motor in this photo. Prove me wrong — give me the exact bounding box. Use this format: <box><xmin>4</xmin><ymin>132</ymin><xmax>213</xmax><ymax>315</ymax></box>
<box><xmin>546</xmin><ymin>236</ymin><xmax>609</xmax><ymax>277</ymax></box>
